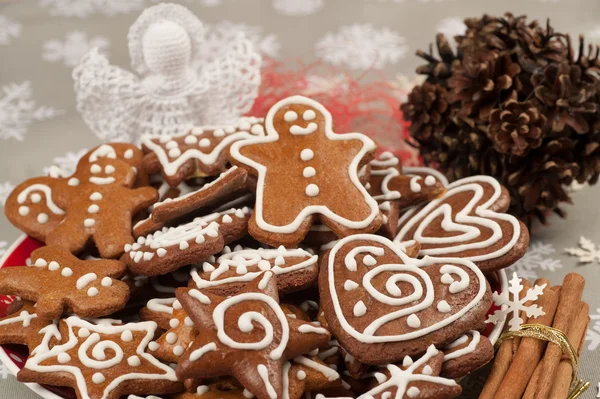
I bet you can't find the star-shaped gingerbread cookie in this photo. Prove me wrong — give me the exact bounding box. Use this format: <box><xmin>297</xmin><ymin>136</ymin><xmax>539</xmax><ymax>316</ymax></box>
<box><xmin>0</xmin><ymin>299</ymin><xmax>56</xmax><ymax>352</ymax></box>
<box><xmin>175</xmin><ymin>272</ymin><xmax>332</xmax><ymax>399</ymax></box>
<box><xmin>18</xmin><ymin>317</ymin><xmax>182</xmax><ymax>399</ymax></box>
<box><xmin>367</xmin><ymin>152</ymin><xmax>445</xmax><ymax>237</ymax></box>
<box><xmin>141</xmin><ymin>117</ymin><xmax>265</xmax><ymax>187</ymax></box>
<box><xmin>229</xmin><ymin>95</ymin><xmax>382</xmax><ymax>247</ymax></box>
<box><xmin>0</xmin><ymin>245</ymin><xmax>130</xmax><ymax>319</ymax></box>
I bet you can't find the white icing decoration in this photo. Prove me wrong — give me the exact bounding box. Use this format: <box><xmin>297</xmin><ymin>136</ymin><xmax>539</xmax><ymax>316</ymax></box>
<box><xmin>395</xmin><ymin>176</ymin><xmax>522</xmax><ymax>262</ymax></box>
<box><xmin>88</xmin><ymin>145</ymin><xmax>117</xmax><ymax>161</ymax></box>
<box><xmin>189</xmin><ymin>342</ymin><xmax>217</xmax><ymax>361</ymax></box>
<box><xmin>84</xmin><ymin>218</ymin><xmax>96</xmax><ymax>227</ymax></box>
<box><xmin>38</xmin><ymin>213</ymin><xmax>49</xmax><ymax>224</ymax></box>
<box><xmin>327</xmin><ymin>234</ymin><xmax>487</xmax><ymax>343</ymax></box>
<box><xmin>17</xmin><ymin>184</ymin><xmax>66</xmax><ymax>215</ymax></box>
<box><xmin>34</xmin><ymin>259</ymin><xmax>48</xmax><ymax>267</ymax></box>
<box><xmin>90</xmin><ymin>164</ymin><xmax>102</xmax><ymax>174</ymax></box>
<box><xmin>127</xmin><ymin>355</ymin><xmax>141</xmax><ymax>367</ymax></box>
<box><xmin>166</xmin><ymin>332</ymin><xmax>177</xmax><ymax>344</ymax></box>
<box><xmin>296</xmin><ymin>370</ymin><xmax>306</xmax><ymax>380</ymax></box>
<box><xmin>169</xmin><ymin>318</ymin><xmax>180</xmax><ymax>328</ymax></box>
<box><xmin>88</xmin><ymin>204</ymin><xmax>100</xmax><ymax>213</ymax></box>
<box><xmin>305</xmin><ymin>184</ymin><xmax>319</xmax><ymax>197</ymax></box>
<box><xmin>443</xmin><ymin>330</ymin><xmax>480</xmax><ymax>361</ymax></box>
<box><xmin>19</xmin><ymin>206</ymin><xmax>29</xmax><ymax>216</ymax></box>
<box><xmin>89</xmin><ymin>176</ymin><xmax>116</xmax><ymax>185</ymax></box>
<box><xmin>258</xmin><ymin>364</ymin><xmax>277</xmax><ymax>399</ymax></box>
<box><xmin>303</xmin><ymin>167</ymin><xmax>316</xmax><ymax>178</ymax></box>
<box><xmin>196</xmin><ymin>385</ymin><xmax>210</xmax><ymax>395</ymax></box>
<box><xmin>87</xmin><ymin>287</ymin><xmax>99</xmax><ymax>297</ymax></box>
<box><xmin>92</xmin><ymin>372</ymin><xmax>105</xmax><ymax>384</ymax></box>
<box><xmin>68</xmin><ymin>178</ymin><xmax>80</xmax><ymax>186</ymax></box>
<box><xmin>300</xmin><ymin>149</ymin><xmax>314</xmax><ymax>161</ymax></box>
<box><xmin>298</xmin><ymin>324</ymin><xmax>329</xmax><ymax>334</ymax></box>
<box><xmin>407</xmin><ymin>386</ymin><xmax>420</xmax><ymax>397</ymax></box>
<box><xmin>353</xmin><ymin>301</ymin><xmax>367</xmax><ymax>317</ymax></box>
<box><xmin>409</xmin><ymin>176</ymin><xmax>422</xmax><ymax>193</ymax></box>
<box><xmin>439</xmin><ymin>265</ymin><xmax>470</xmax><ymax>294</ymax></box>
<box><xmin>437</xmin><ymin>300</ymin><xmax>451</xmax><ymax>313</ymax></box>
<box><xmin>344</xmin><ymin>280</ymin><xmax>359</xmax><ymax>291</ymax></box>
<box><xmin>303</xmin><ymin>110</ymin><xmax>316</xmax><ymax>120</ymax></box>
<box><xmin>424</xmin><ymin>176</ymin><xmax>436</xmax><ymax>186</ymax></box>
<box><xmin>76</xmin><ymin>273</ymin><xmax>97</xmax><ymax>290</ymax></box>
<box><xmin>61</xmin><ymin>267</ymin><xmax>73</xmax><ymax>277</ymax></box>
<box><xmin>190</xmin><ymin>247</ymin><xmax>317</xmax><ymax>290</ymax></box>
<box><xmin>121</xmin><ymin>330</ymin><xmax>133</xmax><ymax>342</ymax></box>
<box><xmin>57</xmin><ymin>353</ymin><xmax>71</xmax><ymax>363</ymax></box>
<box><xmin>173</xmin><ymin>345</ymin><xmax>184</xmax><ymax>356</ymax></box>
<box><xmin>369</xmin><ymin>154</ymin><xmax>402</xmax><ymax>201</ymax></box>
<box><xmin>48</xmin><ymin>261</ymin><xmax>60</xmax><ymax>271</ymax></box>
<box><xmin>290</xmin><ymin>122</ymin><xmax>318</xmax><ymax>135</ymax></box>
<box><xmin>0</xmin><ymin>310</ymin><xmax>37</xmax><ymax>328</ymax></box>
<box><xmin>105</xmin><ymin>165</ymin><xmax>115</xmax><ymax>174</ymax></box>
<box><xmin>90</xmin><ymin>192</ymin><xmax>103</xmax><ymax>200</ymax></box>
<box><xmin>146</xmin><ymin>298</ymin><xmax>176</xmax><ymax>315</ymax></box>
<box><xmin>407</xmin><ymin>314</ymin><xmax>421</xmax><ymax>328</ymax></box>
<box><xmin>293</xmin><ymin>356</ymin><xmax>339</xmax><ymax>381</ymax></box>
<box><xmin>284</xmin><ymin>111</ymin><xmax>298</xmax><ymax>121</ymax></box>
<box><xmin>124</xmin><ymin>149</ymin><xmax>134</xmax><ymax>159</ymax></box>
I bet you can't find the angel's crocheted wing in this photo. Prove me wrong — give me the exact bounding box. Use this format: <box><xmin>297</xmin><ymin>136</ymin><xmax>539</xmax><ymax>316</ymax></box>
<box><xmin>194</xmin><ymin>35</ymin><xmax>262</xmax><ymax>124</ymax></box>
<box><xmin>73</xmin><ymin>48</ymin><xmax>146</xmax><ymax>142</ymax></box>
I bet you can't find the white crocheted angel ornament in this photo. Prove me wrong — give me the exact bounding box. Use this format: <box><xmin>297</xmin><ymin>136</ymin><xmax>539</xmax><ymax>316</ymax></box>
<box><xmin>73</xmin><ymin>3</ymin><xmax>262</xmax><ymax>143</ymax></box>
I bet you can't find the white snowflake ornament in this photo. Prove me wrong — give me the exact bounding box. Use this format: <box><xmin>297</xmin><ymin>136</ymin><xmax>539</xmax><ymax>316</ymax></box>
<box><xmin>43</xmin><ymin>31</ymin><xmax>109</xmax><ymax>68</ymax></box>
<box><xmin>486</xmin><ymin>272</ymin><xmax>546</xmax><ymax>331</ymax></box>
<box><xmin>565</xmin><ymin>236</ymin><xmax>600</xmax><ymax>264</ymax></box>
<box><xmin>73</xmin><ymin>3</ymin><xmax>261</xmax><ymax>143</ymax></box>
<box><xmin>0</xmin><ymin>15</ymin><xmax>22</xmax><ymax>45</ymax></box>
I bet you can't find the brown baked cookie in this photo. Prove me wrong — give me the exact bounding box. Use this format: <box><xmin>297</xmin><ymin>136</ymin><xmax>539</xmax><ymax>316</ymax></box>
<box><xmin>124</xmin><ymin>208</ymin><xmax>251</xmax><ymax>276</ymax></box>
<box><xmin>139</xmin><ymin>297</ymin><xmax>178</xmax><ymax>330</ymax></box>
<box><xmin>18</xmin><ymin>316</ymin><xmax>182</xmax><ymax>399</ymax></box>
<box><xmin>176</xmin><ymin>272</ymin><xmax>331</xmax><ymax>399</ymax></box>
<box><xmin>0</xmin><ymin>245</ymin><xmax>130</xmax><ymax>319</ymax></box>
<box><xmin>188</xmin><ymin>246</ymin><xmax>319</xmax><ymax>296</ymax></box>
<box><xmin>5</xmin><ymin>144</ymin><xmax>149</xmax><ymax>249</ymax></box>
<box><xmin>285</xmin><ymin>355</ymin><xmax>342</xmax><ymax>399</ymax></box>
<box><xmin>337</xmin><ymin>346</ymin><xmax>462</xmax><ymax>399</ymax></box>
<box><xmin>440</xmin><ymin>330</ymin><xmax>493</xmax><ymax>379</ymax></box>
<box><xmin>0</xmin><ymin>299</ymin><xmax>57</xmax><ymax>352</ymax></box>
<box><xmin>367</xmin><ymin>152</ymin><xmax>445</xmax><ymax>238</ymax></box>
<box><xmin>170</xmin><ymin>378</ymin><xmax>248</xmax><ymax>399</ymax></box>
<box><xmin>141</xmin><ymin>117</ymin><xmax>265</xmax><ymax>187</ymax></box>
<box><xmin>318</xmin><ymin>234</ymin><xmax>491</xmax><ymax>365</ymax></box>
<box><xmin>152</xmin><ymin>305</ymin><xmax>198</xmax><ymax>364</ymax></box>
<box><xmin>229</xmin><ymin>95</ymin><xmax>382</xmax><ymax>247</ymax></box>
<box><xmin>395</xmin><ymin>175</ymin><xmax>530</xmax><ymax>272</ymax></box>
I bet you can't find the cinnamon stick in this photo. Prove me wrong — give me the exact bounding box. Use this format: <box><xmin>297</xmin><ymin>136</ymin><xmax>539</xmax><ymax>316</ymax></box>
<box><xmin>495</xmin><ymin>281</ymin><xmax>558</xmax><ymax>399</ymax></box>
<box><xmin>533</xmin><ymin>273</ymin><xmax>586</xmax><ymax>399</ymax></box>
<box><xmin>523</xmin><ymin>362</ymin><xmax>542</xmax><ymax>399</ymax></box>
<box><xmin>511</xmin><ymin>279</ymin><xmax>548</xmax><ymax>355</ymax></box>
<box><xmin>479</xmin><ymin>280</ymin><xmax>532</xmax><ymax>399</ymax></box>
<box><xmin>548</xmin><ymin>302</ymin><xmax>590</xmax><ymax>399</ymax></box>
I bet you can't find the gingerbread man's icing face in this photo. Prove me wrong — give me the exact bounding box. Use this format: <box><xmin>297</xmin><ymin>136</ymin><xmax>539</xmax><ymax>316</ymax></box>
<box><xmin>74</xmin><ymin>157</ymin><xmax>136</xmax><ymax>189</ymax></box>
<box><xmin>230</xmin><ymin>95</ymin><xmax>382</xmax><ymax>247</ymax></box>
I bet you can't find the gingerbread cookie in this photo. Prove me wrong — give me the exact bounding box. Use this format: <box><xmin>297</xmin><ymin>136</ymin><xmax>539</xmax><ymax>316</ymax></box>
<box><xmin>176</xmin><ymin>272</ymin><xmax>331</xmax><ymax>399</ymax></box>
<box><xmin>135</xmin><ymin>167</ymin><xmax>248</xmax><ymax>237</ymax></box>
<box><xmin>139</xmin><ymin>297</ymin><xmax>178</xmax><ymax>330</ymax></box>
<box><xmin>229</xmin><ymin>95</ymin><xmax>382</xmax><ymax>247</ymax></box>
<box><xmin>0</xmin><ymin>299</ymin><xmax>56</xmax><ymax>352</ymax></box>
<box><xmin>188</xmin><ymin>245</ymin><xmax>319</xmax><ymax>296</ymax></box>
<box><xmin>395</xmin><ymin>176</ymin><xmax>530</xmax><ymax>272</ymax></box>
<box><xmin>5</xmin><ymin>144</ymin><xmax>149</xmax><ymax>249</ymax></box>
<box><xmin>319</xmin><ymin>234</ymin><xmax>491</xmax><ymax>365</ymax></box>
<box><xmin>345</xmin><ymin>345</ymin><xmax>462</xmax><ymax>399</ymax></box>
<box><xmin>18</xmin><ymin>317</ymin><xmax>181</xmax><ymax>399</ymax></box>
<box><xmin>124</xmin><ymin>208</ymin><xmax>251</xmax><ymax>276</ymax></box>
<box><xmin>367</xmin><ymin>152</ymin><xmax>445</xmax><ymax>238</ymax></box>
<box><xmin>151</xmin><ymin>302</ymin><xmax>198</xmax><ymax>364</ymax></box>
<box><xmin>440</xmin><ymin>330</ymin><xmax>493</xmax><ymax>379</ymax></box>
<box><xmin>141</xmin><ymin>117</ymin><xmax>265</xmax><ymax>187</ymax></box>
<box><xmin>0</xmin><ymin>246</ymin><xmax>130</xmax><ymax>319</ymax></box>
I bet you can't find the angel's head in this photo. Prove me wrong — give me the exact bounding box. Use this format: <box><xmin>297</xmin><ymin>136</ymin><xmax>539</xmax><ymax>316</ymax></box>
<box><xmin>143</xmin><ymin>20</ymin><xmax>191</xmax><ymax>77</ymax></box>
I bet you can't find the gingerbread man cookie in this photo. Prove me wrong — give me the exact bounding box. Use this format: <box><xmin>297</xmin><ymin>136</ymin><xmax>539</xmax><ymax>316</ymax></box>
<box><xmin>124</xmin><ymin>208</ymin><xmax>251</xmax><ymax>276</ymax></box>
<box><xmin>142</xmin><ymin>117</ymin><xmax>265</xmax><ymax>187</ymax></box>
<box><xmin>5</xmin><ymin>144</ymin><xmax>148</xmax><ymax>247</ymax></box>
<box><xmin>18</xmin><ymin>317</ymin><xmax>182</xmax><ymax>399</ymax></box>
<box><xmin>176</xmin><ymin>272</ymin><xmax>332</xmax><ymax>399</ymax></box>
<box><xmin>188</xmin><ymin>245</ymin><xmax>319</xmax><ymax>296</ymax></box>
<box><xmin>229</xmin><ymin>95</ymin><xmax>382</xmax><ymax>247</ymax></box>
<box><xmin>0</xmin><ymin>246</ymin><xmax>130</xmax><ymax>319</ymax></box>
<box><xmin>319</xmin><ymin>234</ymin><xmax>491</xmax><ymax>365</ymax></box>
<box><xmin>395</xmin><ymin>176</ymin><xmax>530</xmax><ymax>272</ymax></box>
<box><xmin>367</xmin><ymin>152</ymin><xmax>445</xmax><ymax>238</ymax></box>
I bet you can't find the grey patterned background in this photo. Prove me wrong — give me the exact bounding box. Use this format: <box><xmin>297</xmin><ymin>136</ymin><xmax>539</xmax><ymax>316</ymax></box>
<box><xmin>1</xmin><ymin>0</ymin><xmax>600</xmax><ymax>397</ymax></box>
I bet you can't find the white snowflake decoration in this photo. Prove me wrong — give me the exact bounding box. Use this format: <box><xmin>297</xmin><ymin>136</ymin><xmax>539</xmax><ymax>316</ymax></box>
<box><xmin>0</xmin><ymin>15</ymin><xmax>22</xmax><ymax>45</ymax></box>
<box><xmin>315</xmin><ymin>24</ymin><xmax>408</xmax><ymax>70</ymax></box>
<box><xmin>486</xmin><ymin>272</ymin><xmax>546</xmax><ymax>331</ymax></box>
<box><xmin>508</xmin><ymin>241</ymin><xmax>563</xmax><ymax>280</ymax></box>
<box><xmin>436</xmin><ymin>17</ymin><xmax>466</xmax><ymax>39</ymax></box>
<box><xmin>585</xmin><ymin>307</ymin><xmax>600</xmax><ymax>351</ymax></box>
<box><xmin>565</xmin><ymin>236</ymin><xmax>600</xmax><ymax>264</ymax></box>
<box><xmin>0</xmin><ymin>182</ymin><xmax>15</xmax><ymax>206</ymax></box>
<box><xmin>39</xmin><ymin>0</ymin><xmax>145</xmax><ymax>18</ymax></box>
<box><xmin>42</xmin><ymin>148</ymin><xmax>89</xmax><ymax>177</ymax></box>
<box><xmin>43</xmin><ymin>31</ymin><xmax>109</xmax><ymax>68</ymax></box>
<box><xmin>203</xmin><ymin>21</ymin><xmax>280</xmax><ymax>60</ymax></box>
<box><xmin>0</xmin><ymin>81</ymin><xmax>62</xmax><ymax>141</ymax></box>
<box><xmin>272</xmin><ymin>0</ymin><xmax>324</xmax><ymax>16</ymax></box>
<box><xmin>73</xmin><ymin>4</ymin><xmax>262</xmax><ymax>142</ymax></box>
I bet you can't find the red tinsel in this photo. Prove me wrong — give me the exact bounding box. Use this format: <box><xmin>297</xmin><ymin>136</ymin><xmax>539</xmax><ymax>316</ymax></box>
<box><xmin>250</xmin><ymin>60</ymin><xmax>419</xmax><ymax>166</ymax></box>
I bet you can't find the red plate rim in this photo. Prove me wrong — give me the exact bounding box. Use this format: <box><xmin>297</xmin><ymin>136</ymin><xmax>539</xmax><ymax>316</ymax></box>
<box><xmin>0</xmin><ymin>235</ymin><xmax>508</xmax><ymax>399</ymax></box>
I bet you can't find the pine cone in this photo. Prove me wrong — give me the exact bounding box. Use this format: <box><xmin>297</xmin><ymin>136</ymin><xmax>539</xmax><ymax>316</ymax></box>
<box><xmin>532</xmin><ymin>62</ymin><xmax>597</xmax><ymax>134</ymax></box>
<box><xmin>488</xmin><ymin>100</ymin><xmax>546</xmax><ymax>155</ymax></box>
<box><xmin>415</xmin><ymin>34</ymin><xmax>461</xmax><ymax>85</ymax></box>
<box><xmin>448</xmin><ymin>52</ymin><xmax>521</xmax><ymax>119</ymax></box>
<box><xmin>401</xmin><ymin>82</ymin><xmax>452</xmax><ymax>142</ymax></box>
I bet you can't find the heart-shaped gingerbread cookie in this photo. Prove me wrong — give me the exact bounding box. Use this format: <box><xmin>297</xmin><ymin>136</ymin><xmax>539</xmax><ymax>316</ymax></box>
<box><xmin>318</xmin><ymin>234</ymin><xmax>491</xmax><ymax>365</ymax></box>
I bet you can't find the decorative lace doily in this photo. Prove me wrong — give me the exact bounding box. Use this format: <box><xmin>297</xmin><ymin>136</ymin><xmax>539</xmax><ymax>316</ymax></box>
<box><xmin>73</xmin><ymin>3</ymin><xmax>262</xmax><ymax>143</ymax></box>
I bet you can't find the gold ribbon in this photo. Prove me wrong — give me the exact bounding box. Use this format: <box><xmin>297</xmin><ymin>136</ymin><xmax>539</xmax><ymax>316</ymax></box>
<box><xmin>495</xmin><ymin>323</ymin><xmax>590</xmax><ymax>399</ymax></box>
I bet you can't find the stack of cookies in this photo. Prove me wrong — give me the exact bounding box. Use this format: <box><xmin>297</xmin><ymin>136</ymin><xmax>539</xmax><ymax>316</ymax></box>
<box><xmin>0</xmin><ymin>95</ymin><xmax>530</xmax><ymax>399</ymax></box>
